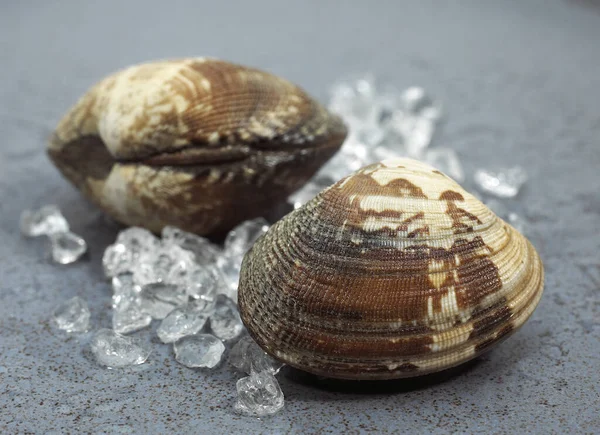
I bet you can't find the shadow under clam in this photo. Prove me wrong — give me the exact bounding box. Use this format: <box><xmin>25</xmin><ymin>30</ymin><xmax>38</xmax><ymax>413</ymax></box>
<box><xmin>279</xmin><ymin>357</ymin><xmax>484</xmax><ymax>396</ymax></box>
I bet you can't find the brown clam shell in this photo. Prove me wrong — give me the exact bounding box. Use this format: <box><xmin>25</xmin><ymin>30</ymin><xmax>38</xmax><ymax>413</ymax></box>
<box><xmin>48</xmin><ymin>58</ymin><xmax>347</xmax><ymax>236</ymax></box>
<box><xmin>238</xmin><ymin>158</ymin><xmax>544</xmax><ymax>380</ymax></box>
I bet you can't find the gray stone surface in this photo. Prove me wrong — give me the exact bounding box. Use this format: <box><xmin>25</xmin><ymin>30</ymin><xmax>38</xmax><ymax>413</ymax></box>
<box><xmin>1</xmin><ymin>0</ymin><xmax>599</xmax><ymax>433</ymax></box>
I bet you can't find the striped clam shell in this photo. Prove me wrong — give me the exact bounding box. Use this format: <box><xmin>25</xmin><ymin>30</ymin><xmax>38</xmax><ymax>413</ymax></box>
<box><xmin>238</xmin><ymin>158</ymin><xmax>544</xmax><ymax>380</ymax></box>
<box><xmin>48</xmin><ymin>58</ymin><xmax>347</xmax><ymax>236</ymax></box>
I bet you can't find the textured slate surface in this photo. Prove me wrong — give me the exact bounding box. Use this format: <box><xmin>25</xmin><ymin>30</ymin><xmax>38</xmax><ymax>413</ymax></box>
<box><xmin>1</xmin><ymin>1</ymin><xmax>599</xmax><ymax>433</ymax></box>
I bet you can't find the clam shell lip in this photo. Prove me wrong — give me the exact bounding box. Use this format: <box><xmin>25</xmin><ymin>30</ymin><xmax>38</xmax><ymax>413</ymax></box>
<box><xmin>48</xmin><ymin>57</ymin><xmax>347</xmax><ymax>165</ymax></box>
<box><xmin>238</xmin><ymin>158</ymin><xmax>545</xmax><ymax>380</ymax></box>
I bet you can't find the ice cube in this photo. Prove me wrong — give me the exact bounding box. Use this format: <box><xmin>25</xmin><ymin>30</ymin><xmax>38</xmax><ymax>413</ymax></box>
<box><xmin>102</xmin><ymin>243</ymin><xmax>134</xmax><ymax>278</ymax></box>
<box><xmin>116</xmin><ymin>227</ymin><xmax>159</xmax><ymax>259</ymax></box>
<box><xmin>132</xmin><ymin>244</ymin><xmax>195</xmax><ymax>287</ymax></box>
<box><xmin>156</xmin><ymin>300</ymin><xmax>213</xmax><ymax>343</ymax></box>
<box><xmin>139</xmin><ymin>283</ymin><xmax>188</xmax><ymax>319</ymax></box>
<box><xmin>224</xmin><ymin>218</ymin><xmax>269</xmax><ymax>258</ymax></box>
<box><xmin>162</xmin><ymin>226</ymin><xmax>221</xmax><ymax>264</ymax></box>
<box><xmin>173</xmin><ymin>334</ymin><xmax>225</xmax><ymax>368</ymax></box>
<box><xmin>215</xmin><ymin>254</ymin><xmax>243</xmax><ymax>299</ymax></box>
<box><xmin>395</xmin><ymin>115</ymin><xmax>436</xmax><ymax>158</ymax></box>
<box><xmin>229</xmin><ymin>336</ymin><xmax>284</xmax><ymax>375</ymax></box>
<box><xmin>328</xmin><ymin>74</ymin><xmax>377</xmax><ymax>122</ymax></box>
<box><xmin>111</xmin><ymin>275</ymin><xmax>151</xmax><ymax>334</ymax></box>
<box><xmin>185</xmin><ymin>265</ymin><xmax>221</xmax><ymax>301</ymax></box>
<box><xmin>234</xmin><ymin>370</ymin><xmax>285</xmax><ymax>417</ymax></box>
<box><xmin>52</xmin><ymin>296</ymin><xmax>90</xmax><ymax>333</ymax></box>
<box><xmin>474</xmin><ymin>167</ymin><xmax>528</xmax><ymax>198</ymax></box>
<box><xmin>112</xmin><ymin>307</ymin><xmax>152</xmax><ymax>335</ymax></box>
<box><xmin>49</xmin><ymin>232</ymin><xmax>87</xmax><ymax>264</ymax></box>
<box><xmin>165</xmin><ymin>250</ymin><xmax>201</xmax><ymax>287</ymax></box>
<box><xmin>386</xmin><ymin>87</ymin><xmax>443</xmax><ymax>158</ymax></box>
<box><xmin>20</xmin><ymin>205</ymin><xmax>69</xmax><ymax>237</ymax></box>
<box><xmin>400</xmin><ymin>86</ymin><xmax>442</xmax><ymax>119</ymax></box>
<box><xmin>90</xmin><ymin>329</ymin><xmax>151</xmax><ymax>368</ymax></box>
<box><xmin>111</xmin><ymin>274</ymin><xmax>141</xmax><ymax>308</ymax></box>
<box><xmin>209</xmin><ymin>295</ymin><xmax>244</xmax><ymax>340</ymax></box>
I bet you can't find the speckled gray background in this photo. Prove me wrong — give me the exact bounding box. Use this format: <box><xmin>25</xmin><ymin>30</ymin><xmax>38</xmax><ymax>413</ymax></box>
<box><xmin>1</xmin><ymin>1</ymin><xmax>599</xmax><ymax>433</ymax></box>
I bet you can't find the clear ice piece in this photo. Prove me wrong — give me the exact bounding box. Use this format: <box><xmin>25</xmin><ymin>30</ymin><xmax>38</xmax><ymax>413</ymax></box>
<box><xmin>139</xmin><ymin>283</ymin><xmax>188</xmax><ymax>319</ymax></box>
<box><xmin>52</xmin><ymin>296</ymin><xmax>90</xmax><ymax>333</ymax></box>
<box><xmin>162</xmin><ymin>226</ymin><xmax>221</xmax><ymax>264</ymax></box>
<box><xmin>132</xmin><ymin>244</ymin><xmax>195</xmax><ymax>286</ymax></box>
<box><xmin>131</xmin><ymin>261</ymin><xmax>158</xmax><ymax>287</ymax></box>
<box><xmin>209</xmin><ymin>295</ymin><xmax>243</xmax><ymax>340</ymax></box>
<box><xmin>215</xmin><ymin>254</ymin><xmax>243</xmax><ymax>299</ymax></box>
<box><xmin>388</xmin><ymin>87</ymin><xmax>443</xmax><ymax>158</ymax></box>
<box><xmin>185</xmin><ymin>265</ymin><xmax>221</xmax><ymax>301</ymax></box>
<box><xmin>116</xmin><ymin>227</ymin><xmax>159</xmax><ymax>259</ymax></box>
<box><xmin>112</xmin><ymin>307</ymin><xmax>152</xmax><ymax>335</ymax></box>
<box><xmin>90</xmin><ymin>328</ymin><xmax>151</xmax><ymax>368</ymax></box>
<box><xmin>392</xmin><ymin>113</ymin><xmax>435</xmax><ymax>158</ymax></box>
<box><xmin>224</xmin><ymin>218</ymin><xmax>269</xmax><ymax>258</ymax></box>
<box><xmin>474</xmin><ymin>166</ymin><xmax>528</xmax><ymax>198</ymax></box>
<box><xmin>111</xmin><ymin>275</ymin><xmax>151</xmax><ymax>334</ymax></box>
<box><xmin>20</xmin><ymin>205</ymin><xmax>70</xmax><ymax>237</ymax></box>
<box><xmin>234</xmin><ymin>370</ymin><xmax>285</xmax><ymax>417</ymax></box>
<box><xmin>316</xmin><ymin>152</ymin><xmax>359</xmax><ymax>183</ymax></box>
<box><xmin>400</xmin><ymin>86</ymin><xmax>442</xmax><ymax>119</ymax></box>
<box><xmin>328</xmin><ymin>74</ymin><xmax>377</xmax><ymax>121</ymax></box>
<box><xmin>102</xmin><ymin>243</ymin><xmax>134</xmax><ymax>278</ymax></box>
<box><xmin>49</xmin><ymin>232</ymin><xmax>87</xmax><ymax>264</ymax></box>
<box><xmin>165</xmin><ymin>249</ymin><xmax>201</xmax><ymax>287</ymax></box>
<box><xmin>173</xmin><ymin>334</ymin><xmax>225</xmax><ymax>368</ymax></box>
<box><xmin>229</xmin><ymin>336</ymin><xmax>284</xmax><ymax>375</ymax></box>
<box><xmin>424</xmin><ymin>148</ymin><xmax>465</xmax><ymax>182</ymax></box>
<box><xmin>111</xmin><ymin>274</ymin><xmax>140</xmax><ymax>308</ymax></box>
<box><xmin>156</xmin><ymin>300</ymin><xmax>213</xmax><ymax>343</ymax></box>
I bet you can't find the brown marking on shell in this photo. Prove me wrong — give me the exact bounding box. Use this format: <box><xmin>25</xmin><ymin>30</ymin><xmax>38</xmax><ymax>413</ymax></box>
<box><xmin>469</xmin><ymin>301</ymin><xmax>512</xmax><ymax>339</ymax></box>
<box><xmin>441</xmin><ymin>191</ymin><xmax>483</xmax><ymax>234</ymax></box>
<box><xmin>439</xmin><ymin>190</ymin><xmax>464</xmax><ymax>201</ymax></box>
<box><xmin>239</xmin><ymin>157</ymin><xmax>544</xmax><ymax>380</ymax></box>
<box><xmin>474</xmin><ymin>322</ymin><xmax>515</xmax><ymax>353</ymax></box>
<box><xmin>47</xmin><ymin>58</ymin><xmax>347</xmax><ymax>235</ymax></box>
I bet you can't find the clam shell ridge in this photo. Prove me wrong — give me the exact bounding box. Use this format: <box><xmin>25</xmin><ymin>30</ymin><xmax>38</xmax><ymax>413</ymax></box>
<box><xmin>238</xmin><ymin>158</ymin><xmax>544</xmax><ymax>380</ymax></box>
<box><xmin>48</xmin><ymin>58</ymin><xmax>347</xmax><ymax>235</ymax></box>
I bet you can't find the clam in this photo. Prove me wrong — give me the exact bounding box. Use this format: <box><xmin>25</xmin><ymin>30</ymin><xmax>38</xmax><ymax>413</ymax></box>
<box><xmin>48</xmin><ymin>58</ymin><xmax>347</xmax><ymax>236</ymax></box>
<box><xmin>238</xmin><ymin>158</ymin><xmax>544</xmax><ymax>380</ymax></box>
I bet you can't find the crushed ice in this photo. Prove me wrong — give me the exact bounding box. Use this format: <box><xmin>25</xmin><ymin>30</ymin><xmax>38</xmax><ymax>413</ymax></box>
<box><xmin>90</xmin><ymin>328</ymin><xmax>152</xmax><ymax>368</ymax></box>
<box><xmin>173</xmin><ymin>334</ymin><xmax>225</xmax><ymax>368</ymax></box>
<box><xmin>229</xmin><ymin>336</ymin><xmax>284</xmax><ymax>375</ymax></box>
<box><xmin>52</xmin><ymin>296</ymin><xmax>90</xmax><ymax>333</ymax></box>
<box><xmin>20</xmin><ymin>205</ymin><xmax>87</xmax><ymax>264</ymax></box>
<box><xmin>474</xmin><ymin>166</ymin><xmax>528</xmax><ymax>198</ymax></box>
<box><xmin>157</xmin><ymin>299</ymin><xmax>214</xmax><ymax>343</ymax></box>
<box><xmin>234</xmin><ymin>370</ymin><xmax>285</xmax><ymax>417</ymax></box>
